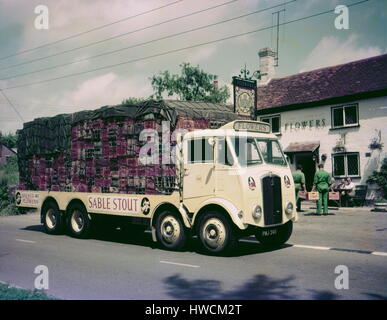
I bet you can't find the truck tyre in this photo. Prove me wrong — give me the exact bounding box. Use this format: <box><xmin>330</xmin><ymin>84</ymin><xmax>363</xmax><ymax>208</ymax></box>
<box><xmin>156</xmin><ymin>211</ymin><xmax>187</xmax><ymax>251</ymax></box>
<box><xmin>67</xmin><ymin>203</ymin><xmax>91</xmax><ymax>239</ymax></box>
<box><xmin>198</xmin><ymin>211</ymin><xmax>237</xmax><ymax>255</ymax></box>
<box><xmin>256</xmin><ymin>220</ymin><xmax>293</xmax><ymax>248</ymax></box>
<box><xmin>42</xmin><ymin>201</ymin><xmax>63</xmax><ymax>234</ymax></box>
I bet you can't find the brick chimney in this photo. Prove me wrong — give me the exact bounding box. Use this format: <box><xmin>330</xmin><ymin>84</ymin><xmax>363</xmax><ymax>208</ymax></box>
<box><xmin>258</xmin><ymin>48</ymin><xmax>276</xmax><ymax>84</ymax></box>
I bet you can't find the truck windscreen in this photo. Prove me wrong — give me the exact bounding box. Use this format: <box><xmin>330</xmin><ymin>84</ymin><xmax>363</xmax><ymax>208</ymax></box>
<box><xmin>230</xmin><ymin>137</ymin><xmax>286</xmax><ymax>167</ymax></box>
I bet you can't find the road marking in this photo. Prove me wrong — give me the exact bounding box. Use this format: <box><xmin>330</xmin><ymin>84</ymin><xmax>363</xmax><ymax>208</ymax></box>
<box><xmin>292</xmin><ymin>244</ymin><xmax>387</xmax><ymax>257</ymax></box>
<box><xmin>371</xmin><ymin>251</ymin><xmax>387</xmax><ymax>257</ymax></box>
<box><xmin>240</xmin><ymin>239</ymin><xmax>387</xmax><ymax>257</ymax></box>
<box><xmin>15</xmin><ymin>239</ymin><xmax>36</xmax><ymax>244</ymax></box>
<box><xmin>292</xmin><ymin>244</ymin><xmax>330</xmax><ymax>250</ymax></box>
<box><xmin>160</xmin><ymin>260</ymin><xmax>200</xmax><ymax>268</ymax></box>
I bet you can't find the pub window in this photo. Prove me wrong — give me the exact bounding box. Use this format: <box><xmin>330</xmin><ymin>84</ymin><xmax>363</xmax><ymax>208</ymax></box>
<box><xmin>187</xmin><ymin>138</ymin><xmax>214</xmax><ymax>163</ymax></box>
<box><xmin>260</xmin><ymin>115</ymin><xmax>280</xmax><ymax>133</ymax></box>
<box><xmin>332</xmin><ymin>153</ymin><xmax>360</xmax><ymax>177</ymax></box>
<box><xmin>331</xmin><ymin>104</ymin><xmax>359</xmax><ymax>128</ymax></box>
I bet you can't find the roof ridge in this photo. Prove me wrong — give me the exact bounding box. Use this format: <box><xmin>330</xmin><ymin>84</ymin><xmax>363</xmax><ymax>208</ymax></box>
<box><xmin>272</xmin><ymin>52</ymin><xmax>387</xmax><ymax>82</ymax></box>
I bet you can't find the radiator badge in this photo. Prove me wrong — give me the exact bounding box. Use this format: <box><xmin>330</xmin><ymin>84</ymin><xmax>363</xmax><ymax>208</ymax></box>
<box><xmin>248</xmin><ymin>177</ymin><xmax>256</xmax><ymax>190</ymax></box>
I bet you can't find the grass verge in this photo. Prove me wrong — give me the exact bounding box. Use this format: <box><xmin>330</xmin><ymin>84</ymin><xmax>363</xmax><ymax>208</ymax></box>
<box><xmin>0</xmin><ymin>283</ymin><xmax>57</xmax><ymax>300</ymax></box>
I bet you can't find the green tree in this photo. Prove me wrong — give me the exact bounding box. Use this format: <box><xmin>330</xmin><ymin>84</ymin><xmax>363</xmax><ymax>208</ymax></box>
<box><xmin>367</xmin><ymin>158</ymin><xmax>387</xmax><ymax>199</ymax></box>
<box><xmin>150</xmin><ymin>63</ymin><xmax>230</xmax><ymax>103</ymax></box>
<box><xmin>0</xmin><ymin>132</ymin><xmax>17</xmax><ymax>149</ymax></box>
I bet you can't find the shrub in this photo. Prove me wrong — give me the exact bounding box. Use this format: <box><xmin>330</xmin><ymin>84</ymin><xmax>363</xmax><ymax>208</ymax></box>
<box><xmin>0</xmin><ymin>168</ymin><xmax>21</xmax><ymax>216</ymax></box>
<box><xmin>367</xmin><ymin>158</ymin><xmax>387</xmax><ymax>199</ymax></box>
<box><xmin>0</xmin><ymin>203</ymin><xmax>21</xmax><ymax>216</ymax></box>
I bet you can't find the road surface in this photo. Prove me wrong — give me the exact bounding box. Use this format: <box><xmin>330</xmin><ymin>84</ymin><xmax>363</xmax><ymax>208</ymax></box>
<box><xmin>0</xmin><ymin>203</ymin><xmax>386</xmax><ymax>300</ymax></box>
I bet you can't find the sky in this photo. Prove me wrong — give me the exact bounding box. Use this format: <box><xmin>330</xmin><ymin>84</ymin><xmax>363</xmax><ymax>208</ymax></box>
<box><xmin>0</xmin><ymin>0</ymin><xmax>386</xmax><ymax>133</ymax></box>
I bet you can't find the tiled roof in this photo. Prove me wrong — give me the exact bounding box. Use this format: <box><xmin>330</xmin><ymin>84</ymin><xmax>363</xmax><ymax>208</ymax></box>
<box><xmin>257</xmin><ymin>53</ymin><xmax>387</xmax><ymax>111</ymax></box>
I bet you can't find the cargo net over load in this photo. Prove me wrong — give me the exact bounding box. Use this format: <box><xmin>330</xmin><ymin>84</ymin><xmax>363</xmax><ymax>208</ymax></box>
<box><xmin>17</xmin><ymin>100</ymin><xmax>237</xmax><ymax>195</ymax></box>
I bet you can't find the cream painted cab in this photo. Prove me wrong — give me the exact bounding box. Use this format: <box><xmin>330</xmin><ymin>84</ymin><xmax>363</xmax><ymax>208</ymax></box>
<box><xmin>16</xmin><ymin>120</ymin><xmax>297</xmax><ymax>255</ymax></box>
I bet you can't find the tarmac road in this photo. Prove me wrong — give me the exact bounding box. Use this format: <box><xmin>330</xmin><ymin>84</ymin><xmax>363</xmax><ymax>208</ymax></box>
<box><xmin>0</xmin><ymin>203</ymin><xmax>386</xmax><ymax>300</ymax></box>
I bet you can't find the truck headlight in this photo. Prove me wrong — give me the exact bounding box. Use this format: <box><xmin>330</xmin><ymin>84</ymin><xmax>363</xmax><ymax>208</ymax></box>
<box><xmin>252</xmin><ymin>205</ymin><xmax>262</xmax><ymax>220</ymax></box>
<box><xmin>285</xmin><ymin>202</ymin><xmax>294</xmax><ymax>216</ymax></box>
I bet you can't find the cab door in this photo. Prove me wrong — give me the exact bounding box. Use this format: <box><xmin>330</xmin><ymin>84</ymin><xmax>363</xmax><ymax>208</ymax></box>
<box><xmin>183</xmin><ymin>136</ymin><xmax>215</xmax><ymax>200</ymax></box>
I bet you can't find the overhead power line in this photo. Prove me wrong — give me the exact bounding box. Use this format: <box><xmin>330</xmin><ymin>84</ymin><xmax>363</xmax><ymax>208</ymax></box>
<box><xmin>1</xmin><ymin>0</ymin><xmax>370</xmax><ymax>91</ymax></box>
<box><xmin>0</xmin><ymin>0</ymin><xmax>183</xmax><ymax>61</ymax></box>
<box><xmin>0</xmin><ymin>89</ymin><xmax>24</xmax><ymax>122</ymax></box>
<box><xmin>0</xmin><ymin>0</ymin><xmax>238</xmax><ymax>72</ymax></box>
<box><xmin>0</xmin><ymin>0</ymin><xmax>298</xmax><ymax>82</ymax></box>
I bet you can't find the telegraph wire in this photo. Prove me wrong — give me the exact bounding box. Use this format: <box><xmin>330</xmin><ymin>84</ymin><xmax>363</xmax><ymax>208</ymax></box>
<box><xmin>0</xmin><ymin>0</ymin><xmax>298</xmax><ymax>81</ymax></box>
<box><xmin>0</xmin><ymin>0</ymin><xmax>183</xmax><ymax>61</ymax></box>
<box><xmin>0</xmin><ymin>89</ymin><xmax>24</xmax><ymax>122</ymax></box>
<box><xmin>0</xmin><ymin>0</ymin><xmax>238</xmax><ymax>72</ymax></box>
<box><xmin>1</xmin><ymin>0</ymin><xmax>370</xmax><ymax>91</ymax></box>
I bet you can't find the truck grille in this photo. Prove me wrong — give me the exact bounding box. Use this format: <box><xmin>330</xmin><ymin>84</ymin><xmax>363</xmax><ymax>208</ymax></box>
<box><xmin>262</xmin><ymin>175</ymin><xmax>283</xmax><ymax>226</ymax></box>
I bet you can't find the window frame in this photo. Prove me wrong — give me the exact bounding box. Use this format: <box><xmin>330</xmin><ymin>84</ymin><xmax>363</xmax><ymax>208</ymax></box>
<box><xmin>216</xmin><ymin>137</ymin><xmax>235</xmax><ymax>167</ymax></box>
<box><xmin>187</xmin><ymin>137</ymin><xmax>215</xmax><ymax>164</ymax></box>
<box><xmin>260</xmin><ymin>114</ymin><xmax>281</xmax><ymax>134</ymax></box>
<box><xmin>331</xmin><ymin>104</ymin><xmax>359</xmax><ymax>129</ymax></box>
<box><xmin>332</xmin><ymin>152</ymin><xmax>360</xmax><ymax>178</ymax></box>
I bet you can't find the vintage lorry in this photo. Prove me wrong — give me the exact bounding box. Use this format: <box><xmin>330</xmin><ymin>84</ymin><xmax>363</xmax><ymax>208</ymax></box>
<box><xmin>15</xmin><ymin>100</ymin><xmax>297</xmax><ymax>254</ymax></box>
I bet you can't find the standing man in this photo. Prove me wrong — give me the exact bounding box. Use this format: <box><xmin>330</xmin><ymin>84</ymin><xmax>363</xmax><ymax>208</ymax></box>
<box><xmin>292</xmin><ymin>165</ymin><xmax>306</xmax><ymax>212</ymax></box>
<box><xmin>312</xmin><ymin>164</ymin><xmax>332</xmax><ymax>216</ymax></box>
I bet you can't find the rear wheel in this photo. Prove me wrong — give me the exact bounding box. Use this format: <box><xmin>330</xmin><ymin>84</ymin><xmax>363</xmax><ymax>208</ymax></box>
<box><xmin>256</xmin><ymin>220</ymin><xmax>293</xmax><ymax>248</ymax></box>
<box><xmin>42</xmin><ymin>201</ymin><xmax>63</xmax><ymax>234</ymax></box>
<box><xmin>156</xmin><ymin>211</ymin><xmax>187</xmax><ymax>251</ymax></box>
<box><xmin>67</xmin><ymin>203</ymin><xmax>91</xmax><ymax>238</ymax></box>
<box><xmin>198</xmin><ymin>211</ymin><xmax>237</xmax><ymax>255</ymax></box>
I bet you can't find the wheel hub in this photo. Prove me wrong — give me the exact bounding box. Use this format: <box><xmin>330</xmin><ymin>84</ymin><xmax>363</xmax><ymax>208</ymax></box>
<box><xmin>71</xmin><ymin>210</ymin><xmax>84</xmax><ymax>232</ymax></box>
<box><xmin>160</xmin><ymin>216</ymin><xmax>180</xmax><ymax>244</ymax></box>
<box><xmin>46</xmin><ymin>209</ymin><xmax>56</xmax><ymax>229</ymax></box>
<box><xmin>202</xmin><ymin>218</ymin><xmax>226</xmax><ymax>249</ymax></box>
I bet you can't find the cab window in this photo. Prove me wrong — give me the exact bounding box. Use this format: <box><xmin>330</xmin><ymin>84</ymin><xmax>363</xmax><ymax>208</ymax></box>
<box><xmin>230</xmin><ymin>137</ymin><xmax>262</xmax><ymax>167</ymax></box>
<box><xmin>256</xmin><ymin>139</ymin><xmax>287</xmax><ymax>166</ymax></box>
<box><xmin>188</xmin><ymin>138</ymin><xmax>214</xmax><ymax>163</ymax></box>
<box><xmin>217</xmin><ymin>137</ymin><xmax>234</xmax><ymax>166</ymax></box>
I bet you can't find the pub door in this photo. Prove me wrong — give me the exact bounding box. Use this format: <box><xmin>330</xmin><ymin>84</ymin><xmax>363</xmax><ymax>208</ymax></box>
<box><xmin>295</xmin><ymin>153</ymin><xmax>316</xmax><ymax>192</ymax></box>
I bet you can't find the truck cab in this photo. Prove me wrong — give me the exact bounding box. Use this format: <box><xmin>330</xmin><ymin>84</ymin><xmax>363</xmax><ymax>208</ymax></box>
<box><xmin>171</xmin><ymin>120</ymin><xmax>297</xmax><ymax>253</ymax></box>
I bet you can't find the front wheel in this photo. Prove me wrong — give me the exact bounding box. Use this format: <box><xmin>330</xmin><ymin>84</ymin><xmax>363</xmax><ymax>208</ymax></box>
<box><xmin>198</xmin><ymin>212</ymin><xmax>237</xmax><ymax>255</ymax></box>
<box><xmin>156</xmin><ymin>211</ymin><xmax>187</xmax><ymax>251</ymax></box>
<box><xmin>256</xmin><ymin>220</ymin><xmax>293</xmax><ymax>248</ymax></box>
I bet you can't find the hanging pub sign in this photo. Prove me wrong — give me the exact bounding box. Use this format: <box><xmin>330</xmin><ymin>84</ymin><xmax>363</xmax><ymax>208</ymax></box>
<box><xmin>232</xmin><ymin>76</ymin><xmax>257</xmax><ymax>119</ymax></box>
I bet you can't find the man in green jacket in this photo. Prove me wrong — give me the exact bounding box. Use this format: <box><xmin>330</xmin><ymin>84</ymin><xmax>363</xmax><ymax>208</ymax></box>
<box><xmin>292</xmin><ymin>165</ymin><xmax>306</xmax><ymax>211</ymax></box>
<box><xmin>312</xmin><ymin>164</ymin><xmax>332</xmax><ymax>215</ymax></box>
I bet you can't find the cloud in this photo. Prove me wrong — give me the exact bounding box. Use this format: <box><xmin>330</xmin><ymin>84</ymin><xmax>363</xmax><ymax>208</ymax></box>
<box><xmin>299</xmin><ymin>35</ymin><xmax>383</xmax><ymax>72</ymax></box>
<box><xmin>47</xmin><ymin>72</ymin><xmax>153</xmax><ymax>114</ymax></box>
<box><xmin>186</xmin><ymin>46</ymin><xmax>217</xmax><ymax>63</ymax></box>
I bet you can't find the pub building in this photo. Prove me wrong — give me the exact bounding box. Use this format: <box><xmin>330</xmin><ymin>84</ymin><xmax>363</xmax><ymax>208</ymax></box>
<box><xmin>233</xmin><ymin>48</ymin><xmax>387</xmax><ymax>195</ymax></box>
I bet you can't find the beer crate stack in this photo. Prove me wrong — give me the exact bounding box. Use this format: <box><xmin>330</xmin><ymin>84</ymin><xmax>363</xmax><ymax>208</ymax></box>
<box><xmin>17</xmin><ymin>100</ymin><xmax>238</xmax><ymax>195</ymax></box>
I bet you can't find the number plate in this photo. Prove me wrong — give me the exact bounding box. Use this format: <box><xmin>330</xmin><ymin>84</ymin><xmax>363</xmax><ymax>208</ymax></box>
<box><xmin>261</xmin><ymin>228</ymin><xmax>278</xmax><ymax>237</ymax></box>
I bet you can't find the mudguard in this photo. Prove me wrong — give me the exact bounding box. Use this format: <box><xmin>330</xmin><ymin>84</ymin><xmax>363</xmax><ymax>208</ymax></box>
<box><xmin>192</xmin><ymin>198</ymin><xmax>247</xmax><ymax>230</ymax></box>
